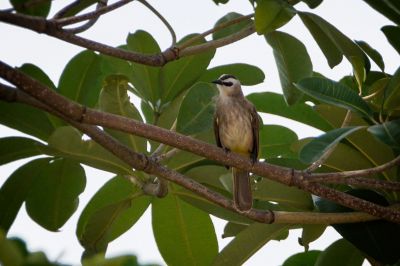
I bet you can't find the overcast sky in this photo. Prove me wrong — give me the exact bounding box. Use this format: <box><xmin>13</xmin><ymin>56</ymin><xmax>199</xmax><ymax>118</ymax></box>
<box><xmin>0</xmin><ymin>0</ymin><xmax>398</xmax><ymax>265</ymax></box>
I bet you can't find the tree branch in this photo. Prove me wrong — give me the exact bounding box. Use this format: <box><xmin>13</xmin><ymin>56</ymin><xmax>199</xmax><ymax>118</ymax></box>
<box><xmin>1</xmin><ymin>61</ymin><xmax>400</xmax><ymax>223</ymax></box>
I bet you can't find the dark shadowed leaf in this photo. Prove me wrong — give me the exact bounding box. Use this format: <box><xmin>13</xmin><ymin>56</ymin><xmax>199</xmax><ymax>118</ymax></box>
<box><xmin>127</xmin><ymin>31</ymin><xmax>161</xmax><ymax>105</ymax></box>
<box><xmin>295</xmin><ymin>78</ymin><xmax>374</xmax><ymax>120</ymax></box>
<box><xmin>0</xmin><ymin>137</ymin><xmax>44</xmax><ymax>166</ymax></box>
<box><xmin>355</xmin><ymin>40</ymin><xmax>385</xmax><ymax>71</ymax></box>
<box><xmin>222</xmin><ymin>222</ymin><xmax>248</xmax><ymax>238</ymax></box>
<box><xmin>53</xmin><ymin>0</ymin><xmax>98</xmax><ymax>17</ymax></box>
<box><xmin>25</xmin><ymin>158</ymin><xmax>86</xmax><ymax>231</ymax></box>
<box><xmin>160</xmin><ymin>34</ymin><xmax>215</xmax><ymax>103</ymax></box>
<box><xmin>11</xmin><ymin>0</ymin><xmax>51</xmax><ymax>17</ymax></box>
<box><xmin>199</xmin><ymin>64</ymin><xmax>265</xmax><ymax>86</ymax></box>
<box><xmin>300</xmin><ymin>0</ymin><xmax>323</xmax><ymax>8</ymax></box>
<box><xmin>176</xmin><ymin>82</ymin><xmax>217</xmax><ymax>135</ymax></box>
<box><xmin>213</xmin><ymin>0</ymin><xmax>229</xmax><ymax>4</ymax></box>
<box><xmin>315</xmin><ymin>239</ymin><xmax>364</xmax><ymax>266</ymax></box>
<box><xmin>299</xmin><ymin>225</ymin><xmax>326</xmax><ymax>251</ymax></box>
<box><xmin>299</xmin><ymin>126</ymin><xmax>364</xmax><ymax>164</ymax></box>
<box><xmin>368</xmin><ymin>119</ymin><xmax>400</xmax><ymax>152</ymax></box>
<box><xmin>77</xmin><ymin>176</ymin><xmax>150</xmax><ymax>254</ymax></box>
<box><xmin>247</xmin><ymin>92</ymin><xmax>332</xmax><ymax>131</ymax></box>
<box><xmin>282</xmin><ymin>250</ymin><xmax>322</xmax><ymax>266</ymax></box>
<box><xmin>152</xmin><ymin>190</ymin><xmax>218</xmax><ymax>266</ymax></box>
<box><xmin>255</xmin><ymin>0</ymin><xmax>296</xmax><ymax>34</ymax></box>
<box><xmin>58</xmin><ymin>50</ymin><xmax>104</xmax><ymax>108</ymax></box>
<box><xmin>265</xmin><ymin>31</ymin><xmax>313</xmax><ymax>105</ymax></box>
<box><xmin>363</xmin><ymin>0</ymin><xmax>400</xmax><ymax>25</ymax></box>
<box><xmin>212</xmin><ymin>223</ymin><xmax>290</xmax><ymax>265</ymax></box>
<box><xmin>383</xmin><ymin>66</ymin><xmax>400</xmax><ymax>110</ymax></box>
<box><xmin>98</xmin><ymin>75</ymin><xmax>147</xmax><ymax>152</ymax></box>
<box><xmin>382</xmin><ymin>25</ymin><xmax>400</xmax><ymax>54</ymax></box>
<box><xmin>212</xmin><ymin>12</ymin><xmax>253</xmax><ymax>40</ymax></box>
<box><xmin>0</xmin><ymin>158</ymin><xmax>49</xmax><ymax>232</ymax></box>
<box><xmin>47</xmin><ymin>126</ymin><xmax>132</xmax><ymax>175</ymax></box>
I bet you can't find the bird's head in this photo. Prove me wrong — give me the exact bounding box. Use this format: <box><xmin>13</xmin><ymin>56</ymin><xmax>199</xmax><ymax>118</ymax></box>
<box><xmin>212</xmin><ymin>74</ymin><xmax>243</xmax><ymax>97</ymax></box>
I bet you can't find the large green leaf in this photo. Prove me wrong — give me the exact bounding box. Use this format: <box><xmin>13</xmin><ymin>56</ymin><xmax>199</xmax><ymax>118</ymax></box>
<box><xmin>176</xmin><ymin>82</ymin><xmax>216</xmax><ymax>135</ymax></box>
<box><xmin>382</xmin><ymin>26</ymin><xmax>400</xmax><ymax>55</ymax></box>
<box><xmin>212</xmin><ymin>223</ymin><xmax>290</xmax><ymax>265</ymax></box>
<box><xmin>152</xmin><ymin>190</ymin><xmax>218</xmax><ymax>266</ymax></box>
<box><xmin>295</xmin><ymin>77</ymin><xmax>374</xmax><ymax>120</ymax></box>
<box><xmin>254</xmin><ymin>0</ymin><xmax>296</xmax><ymax>34</ymax></box>
<box><xmin>0</xmin><ymin>137</ymin><xmax>45</xmax><ymax>166</ymax></box>
<box><xmin>47</xmin><ymin>126</ymin><xmax>132</xmax><ymax>175</ymax></box>
<box><xmin>363</xmin><ymin>0</ymin><xmax>400</xmax><ymax>25</ymax></box>
<box><xmin>212</xmin><ymin>12</ymin><xmax>253</xmax><ymax>40</ymax></box>
<box><xmin>383</xmin><ymin>66</ymin><xmax>400</xmax><ymax>110</ymax></box>
<box><xmin>253</xmin><ymin>178</ymin><xmax>313</xmax><ymax>210</ymax></box>
<box><xmin>77</xmin><ymin>176</ymin><xmax>150</xmax><ymax>254</ymax></box>
<box><xmin>265</xmin><ymin>31</ymin><xmax>313</xmax><ymax>105</ymax></box>
<box><xmin>282</xmin><ymin>250</ymin><xmax>322</xmax><ymax>266</ymax></box>
<box><xmin>160</xmin><ymin>34</ymin><xmax>215</xmax><ymax>103</ymax></box>
<box><xmin>259</xmin><ymin>125</ymin><xmax>298</xmax><ymax>159</ymax></box>
<box><xmin>25</xmin><ymin>158</ymin><xmax>86</xmax><ymax>231</ymax></box>
<box><xmin>299</xmin><ymin>225</ymin><xmax>326</xmax><ymax>251</ymax></box>
<box><xmin>315</xmin><ymin>239</ymin><xmax>364</xmax><ymax>266</ymax></box>
<box><xmin>0</xmin><ymin>158</ymin><xmax>49</xmax><ymax>232</ymax></box>
<box><xmin>298</xmin><ymin>12</ymin><xmax>367</xmax><ymax>85</ymax></box>
<box><xmin>199</xmin><ymin>64</ymin><xmax>265</xmax><ymax>86</ymax></box>
<box><xmin>355</xmin><ymin>40</ymin><xmax>385</xmax><ymax>71</ymax></box>
<box><xmin>58</xmin><ymin>50</ymin><xmax>104</xmax><ymax>108</ymax></box>
<box><xmin>11</xmin><ymin>0</ymin><xmax>51</xmax><ymax>17</ymax></box>
<box><xmin>127</xmin><ymin>31</ymin><xmax>161</xmax><ymax>105</ymax></box>
<box><xmin>299</xmin><ymin>126</ymin><xmax>364</xmax><ymax>164</ymax></box>
<box><xmin>98</xmin><ymin>75</ymin><xmax>147</xmax><ymax>153</ymax></box>
<box><xmin>247</xmin><ymin>92</ymin><xmax>332</xmax><ymax>131</ymax></box>
<box><xmin>368</xmin><ymin>119</ymin><xmax>400</xmax><ymax>152</ymax></box>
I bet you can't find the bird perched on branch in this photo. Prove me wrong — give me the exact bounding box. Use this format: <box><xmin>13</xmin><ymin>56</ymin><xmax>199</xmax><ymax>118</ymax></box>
<box><xmin>212</xmin><ymin>74</ymin><xmax>259</xmax><ymax>212</ymax></box>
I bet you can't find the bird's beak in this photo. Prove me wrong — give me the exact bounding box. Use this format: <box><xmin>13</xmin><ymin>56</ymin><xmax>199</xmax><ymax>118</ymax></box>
<box><xmin>212</xmin><ymin>79</ymin><xmax>223</xmax><ymax>85</ymax></box>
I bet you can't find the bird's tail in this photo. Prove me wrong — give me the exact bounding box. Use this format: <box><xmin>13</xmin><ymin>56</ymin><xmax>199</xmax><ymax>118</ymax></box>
<box><xmin>232</xmin><ymin>168</ymin><xmax>252</xmax><ymax>212</ymax></box>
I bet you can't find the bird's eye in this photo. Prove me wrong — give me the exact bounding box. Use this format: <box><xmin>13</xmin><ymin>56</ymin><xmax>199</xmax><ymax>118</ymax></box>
<box><xmin>222</xmin><ymin>81</ymin><xmax>233</xmax><ymax>86</ymax></box>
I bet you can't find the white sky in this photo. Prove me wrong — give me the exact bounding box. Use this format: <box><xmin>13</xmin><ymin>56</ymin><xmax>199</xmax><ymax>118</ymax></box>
<box><xmin>0</xmin><ymin>0</ymin><xmax>399</xmax><ymax>265</ymax></box>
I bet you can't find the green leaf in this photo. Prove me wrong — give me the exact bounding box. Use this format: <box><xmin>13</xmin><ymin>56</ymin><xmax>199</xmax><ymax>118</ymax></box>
<box><xmin>0</xmin><ymin>230</ymin><xmax>25</xmax><ymax>266</ymax></box>
<box><xmin>127</xmin><ymin>31</ymin><xmax>161</xmax><ymax>105</ymax></box>
<box><xmin>383</xmin><ymin>66</ymin><xmax>400</xmax><ymax>110</ymax></box>
<box><xmin>259</xmin><ymin>125</ymin><xmax>298</xmax><ymax>159</ymax></box>
<box><xmin>10</xmin><ymin>0</ymin><xmax>51</xmax><ymax>17</ymax></box>
<box><xmin>368</xmin><ymin>119</ymin><xmax>400</xmax><ymax>152</ymax></box>
<box><xmin>47</xmin><ymin>126</ymin><xmax>132</xmax><ymax>175</ymax></box>
<box><xmin>25</xmin><ymin>158</ymin><xmax>86</xmax><ymax>231</ymax></box>
<box><xmin>100</xmin><ymin>46</ymin><xmax>132</xmax><ymax>79</ymax></box>
<box><xmin>98</xmin><ymin>75</ymin><xmax>147</xmax><ymax>152</ymax></box>
<box><xmin>18</xmin><ymin>63</ymin><xmax>56</xmax><ymax>90</ymax></box>
<box><xmin>316</xmin><ymin>189</ymin><xmax>400</xmax><ymax>264</ymax></box>
<box><xmin>0</xmin><ymin>137</ymin><xmax>44</xmax><ymax>166</ymax></box>
<box><xmin>315</xmin><ymin>239</ymin><xmax>364</xmax><ymax>266</ymax></box>
<box><xmin>176</xmin><ymin>82</ymin><xmax>217</xmax><ymax>135</ymax></box>
<box><xmin>299</xmin><ymin>12</ymin><xmax>367</xmax><ymax>85</ymax></box>
<box><xmin>152</xmin><ymin>191</ymin><xmax>218</xmax><ymax>266</ymax></box>
<box><xmin>212</xmin><ymin>223</ymin><xmax>290</xmax><ymax>265</ymax></box>
<box><xmin>253</xmin><ymin>178</ymin><xmax>313</xmax><ymax>210</ymax></box>
<box><xmin>300</xmin><ymin>0</ymin><xmax>323</xmax><ymax>8</ymax></box>
<box><xmin>77</xmin><ymin>176</ymin><xmax>150</xmax><ymax>253</ymax></box>
<box><xmin>382</xmin><ymin>25</ymin><xmax>400</xmax><ymax>54</ymax></box>
<box><xmin>83</xmin><ymin>254</ymin><xmax>151</xmax><ymax>266</ymax></box>
<box><xmin>362</xmin><ymin>0</ymin><xmax>400</xmax><ymax>25</ymax></box>
<box><xmin>213</xmin><ymin>0</ymin><xmax>229</xmax><ymax>4</ymax></box>
<box><xmin>212</xmin><ymin>12</ymin><xmax>253</xmax><ymax>40</ymax></box>
<box><xmin>265</xmin><ymin>31</ymin><xmax>313</xmax><ymax>105</ymax></box>
<box><xmin>53</xmin><ymin>0</ymin><xmax>98</xmax><ymax>17</ymax></box>
<box><xmin>355</xmin><ymin>40</ymin><xmax>385</xmax><ymax>71</ymax></box>
<box><xmin>247</xmin><ymin>92</ymin><xmax>332</xmax><ymax>131</ymax></box>
<box><xmin>222</xmin><ymin>222</ymin><xmax>248</xmax><ymax>238</ymax></box>
<box><xmin>255</xmin><ymin>0</ymin><xmax>296</xmax><ymax>34</ymax></box>
<box><xmin>58</xmin><ymin>50</ymin><xmax>104</xmax><ymax>107</ymax></box>
<box><xmin>0</xmin><ymin>158</ymin><xmax>49</xmax><ymax>232</ymax></box>
<box><xmin>199</xmin><ymin>63</ymin><xmax>265</xmax><ymax>86</ymax></box>
<box><xmin>299</xmin><ymin>225</ymin><xmax>326</xmax><ymax>251</ymax></box>
<box><xmin>160</xmin><ymin>34</ymin><xmax>215</xmax><ymax>103</ymax></box>
<box><xmin>282</xmin><ymin>250</ymin><xmax>322</xmax><ymax>266</ymax></box>
<box><xmin>299</xmin><ymin>126</ymin><xmax>364</xmax><ymax>164</ymax></box>
<box><xmin>295</xmin><ymin>77</ymin><xmax>374</xmax><ymax>119</ymax></box>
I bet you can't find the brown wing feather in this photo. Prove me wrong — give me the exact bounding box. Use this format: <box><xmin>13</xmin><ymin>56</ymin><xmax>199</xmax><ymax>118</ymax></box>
<box><xmin>250</xmin><ymin>106</ymin><xmax>259</xmax><ymax>163</ymax></box>
<box><xmin>213</xmin><ymin>114</ymin><xmax>222</xmax><ymax>148</ymax></box>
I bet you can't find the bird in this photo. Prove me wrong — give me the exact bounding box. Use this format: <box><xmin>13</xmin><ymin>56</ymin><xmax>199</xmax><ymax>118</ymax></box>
<box><xmin>212</xmin><ymin>74</ymin><xmax>259</xmax><ymax>212</ymax></box>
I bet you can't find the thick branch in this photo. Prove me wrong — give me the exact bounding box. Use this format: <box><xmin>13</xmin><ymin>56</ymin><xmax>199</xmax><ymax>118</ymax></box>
<box><xmin>1</xmin><ymin>61</ymin><xmax>400</xmax><ymax>223</ymax></box>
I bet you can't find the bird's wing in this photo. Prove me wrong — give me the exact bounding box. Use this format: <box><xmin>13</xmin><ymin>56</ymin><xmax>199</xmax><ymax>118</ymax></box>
<box><xmin>250</xmin><ymin>106</ymin><xmax>259</xmax><ymax>163</ymax></box>
<box><xmin>213</xmin><ymin>114</ymin><xmax>222</xmax><ymax>148</ymax></box>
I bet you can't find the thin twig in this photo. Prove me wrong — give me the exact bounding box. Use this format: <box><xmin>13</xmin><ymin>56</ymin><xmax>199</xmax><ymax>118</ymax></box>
<box><xmin>308</xmin><ymin>176</ymin><xmax>400</xmax><ymax>191</ymax></box>
<box><xmin>138</xmin><ymin>0</ymin><xmax>176</xmax><ymax>46</ymax></box>
<box><xmin>178</xmin><ymin>13</ymin><xmax>254</xmax><ymax>50</ymax></box>
<box><xmin>273</xmin><ymin>211</ymin><xmax>378</xmax><ymax>224</ymax></box>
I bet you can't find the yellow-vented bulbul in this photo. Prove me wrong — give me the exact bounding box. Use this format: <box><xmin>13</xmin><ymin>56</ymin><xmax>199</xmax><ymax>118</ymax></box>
<box><xmin>212</xmin><ymin>74</ymin><xmax>259</xmax><ymax>212</ymax></box>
